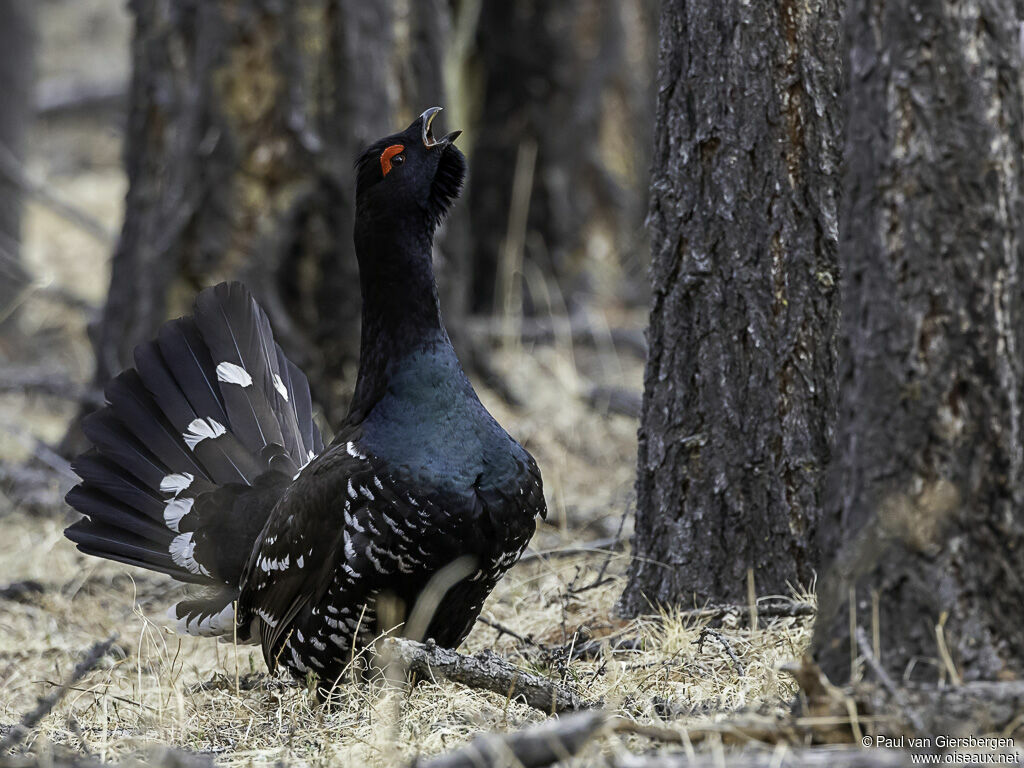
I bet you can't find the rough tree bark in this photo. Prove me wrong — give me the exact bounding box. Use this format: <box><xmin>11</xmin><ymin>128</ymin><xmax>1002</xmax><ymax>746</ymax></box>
<box><xmin>0</xmin><ymin>0</ymin><xmax>35</xmax><ymax>320</ymax></box>
<box><xmin>85</xmin><ymin>0</ymin><xmax>396</xmax><ymax>429</ymax></box>
<box><xmin>813</xmin><ymin>0</ymin><xmax>1024</xmax><ymax>684</ymax></box>
<box><xmin>618</xmin><ymin>0</ymin><xmax>842</xmax><ymax>613</ymax></box>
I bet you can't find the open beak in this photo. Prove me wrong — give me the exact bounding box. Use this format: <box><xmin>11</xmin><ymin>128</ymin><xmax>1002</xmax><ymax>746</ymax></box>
<box><xmin>420</xmin><ymin>107</ymin><xmax>462</xmax><ymax>148</ymax></box>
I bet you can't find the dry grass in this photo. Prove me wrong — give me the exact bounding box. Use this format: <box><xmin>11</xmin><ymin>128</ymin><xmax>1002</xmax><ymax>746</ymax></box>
<box><xmin>0</xmin><ymin>506</ymin><xmax>813</xmax><ymax>766</ymax></box>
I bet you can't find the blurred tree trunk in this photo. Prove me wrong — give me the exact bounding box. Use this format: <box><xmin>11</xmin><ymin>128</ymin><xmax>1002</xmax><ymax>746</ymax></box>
<box><xmin>406</xmin><ymin>0</ymin><xmax>469</xmax><ymax>335</ymax></box>
<box><xmin>84</xmin><ymin>0</ymin><xmax>396</xmax><ymax>432</ymax></box>
<box><xmin>813</xmin><ymin>0</ymin><xmax>1024</xmax><ymax>684</ymax></box>
<box><xmin>0</xmin><ymin>0</ymin><xmax>35</xmax><ymax>322</ymax></box>
<box><xmin>618</xmin><ymin>0</ymin><xmax>842</xmax><ymax>614</ymax></box>
<box><xmin>467</xmin><ymin>0</ymin><xmax>627</xmax><ymax>316</ymax></box>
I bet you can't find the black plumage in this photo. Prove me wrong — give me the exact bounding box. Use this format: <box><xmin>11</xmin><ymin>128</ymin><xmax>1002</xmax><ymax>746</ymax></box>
<box><xmin>64</xmin><ymin>108</ymin><xmax>546</xmax><ymax>688</ymax></box>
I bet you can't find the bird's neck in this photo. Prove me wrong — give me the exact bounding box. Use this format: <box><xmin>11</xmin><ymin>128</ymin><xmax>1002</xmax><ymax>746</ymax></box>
<box><xmin>347</xmin><ymin>218</ymin><xmax>456</xmax><ymax>421</ymax></box>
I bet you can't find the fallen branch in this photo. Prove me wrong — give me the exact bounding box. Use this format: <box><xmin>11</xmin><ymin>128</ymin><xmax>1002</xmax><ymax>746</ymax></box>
<box><xmin>585</xmin><ymin>386</ymin><xmax>643</xmax><ymax>418</ymax></box>
<box><xmin>36</xmin><ymin>76</ymin><xmax>127</xmax><ymax>116</ymax></box>
<box><xmin>411</xmin><ymin>711</ymin><xmax>614</xmax><ymax>768</ymax></box>
<box><xmin>613</xmin><ymin>747</ymin><xmax>914</xmax><ymax>768</ymax></box>
<box><xmin>379</xmin><ymin>637</ymin><xmax>592</xmax><ymax>714</ymax></box>
<box><xmin>0</xmin><ymin>634</ymin><xmax>118</xmax><ymax>752</ymax></box>
<box><xmin>676</xmin><ymin>601</ymin><xmax>815</xmax><ymax>625</ymax></box>
<box><xmin>0</xmin><ymin>368</ymin><xmax>102</xmax><ymax>407</ymax></box>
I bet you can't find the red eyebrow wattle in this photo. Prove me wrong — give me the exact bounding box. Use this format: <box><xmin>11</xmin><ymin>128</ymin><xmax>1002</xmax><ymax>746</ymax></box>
<box><xmin>380</xmin><ymin>144</ymin><xmax>405</xmax><ymax>176</ymax></box>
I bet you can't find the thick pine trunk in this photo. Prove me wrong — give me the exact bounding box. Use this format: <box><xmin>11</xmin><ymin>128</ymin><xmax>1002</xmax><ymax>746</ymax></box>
<box><xmin>618</xmin><ymin>0</ymin><xmax>842</xmax><ymax>614</ymax></box>
<box><xmin>813</xmin><ymin>0</ymin><xmax>1024</xmax><ymax>684</ymax></box>
<box><xmin>87</xmin><ymin>0</ymin><xmax>396</xmax><ymax>427</ymax></box>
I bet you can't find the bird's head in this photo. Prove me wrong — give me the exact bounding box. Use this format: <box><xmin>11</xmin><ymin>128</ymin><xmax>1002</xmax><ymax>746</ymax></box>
<box><xmin>355</xmin><ymin>107</ymin><xmax>466</xmax><ymax>232</ymax></box>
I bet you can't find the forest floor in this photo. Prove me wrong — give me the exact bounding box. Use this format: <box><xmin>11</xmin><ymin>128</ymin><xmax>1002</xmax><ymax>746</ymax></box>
<box><xmin>1</xmin><ymin>2</ymin><xmax>815</xmax><ymax>766</ymax></box>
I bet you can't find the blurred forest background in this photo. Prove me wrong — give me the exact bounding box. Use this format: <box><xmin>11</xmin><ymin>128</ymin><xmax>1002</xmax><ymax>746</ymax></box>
<box><xmin>0</xmin><ymin>0</ymin><xmax>656</xmax><ymax>527</ymax></box>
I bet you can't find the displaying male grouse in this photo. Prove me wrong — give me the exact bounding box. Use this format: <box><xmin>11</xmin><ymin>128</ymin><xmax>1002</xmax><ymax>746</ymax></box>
<box><xmin>65</xmin><ymin>108</ymin><xmax>546</xmax><ymax>684</ymax></box>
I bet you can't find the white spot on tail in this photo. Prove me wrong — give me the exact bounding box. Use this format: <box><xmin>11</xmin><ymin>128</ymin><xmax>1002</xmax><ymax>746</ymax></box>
<box><xmin>169</xmin><ymin>532</ymin><xmax>210</xmax><ymax>576</ymax></box>
<box><xmin>160</xmin><ymin>472</ymin><xmax>194</xmax><ymax>496</ymax></box>
<box><xmin>255</xmin><ymin>608</ymin><xmax>278</xmax><ymax>628</ymax></box>
<box><xmin>164</xmin><ymin>497</ymin><xmax>194</xmax><ymax>532</ymax></box>
<box><xmin>345</xmin><ymin>441</ymin><xmax>366</xmax><ymax>460</ymax></box>
<box><xmin>216</xmin><ymin>362</ymin><xmax>252</xmax><ymax>388</ymax></box>
<box><xmin>273</xmin><ymin>373</ymin><xmax>288</xmax><ymax>400</ymax></box>
<box><xmin>183</xmin><ymin>418</ymin><xmax>226</xmax><ymax>450</ymax></box>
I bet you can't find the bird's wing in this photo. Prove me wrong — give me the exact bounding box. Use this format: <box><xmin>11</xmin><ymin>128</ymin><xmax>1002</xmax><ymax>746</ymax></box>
<box><xmin>237</xmin><ymin>435</ymin><xmax>480</xmax><ymax>668</ymax></box>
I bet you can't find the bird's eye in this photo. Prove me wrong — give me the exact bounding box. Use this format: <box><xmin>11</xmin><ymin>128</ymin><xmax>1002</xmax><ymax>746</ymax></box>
<box><xmin>380</xmin><ymin>144</ymin><xmax>406</xmax><ymax>176</ymax></box>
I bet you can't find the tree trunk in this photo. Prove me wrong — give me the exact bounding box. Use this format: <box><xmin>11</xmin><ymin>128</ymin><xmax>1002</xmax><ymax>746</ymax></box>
<box><xmin>467</xmin><ymin>0</ymin><xmax>626</xmax><ymax>315</ymax></box>
<box><xmin>0</xmin><ymin>0</ymin><xmax>35</xmax><ymax>321</ymax></box>
<box><xmin>813</xmin><ymin>0</ymin><xmax>1024</xmax><ymax>685</ymax></box>
<box><xmin>618</xmin><ymin>0</ymin><xmax>842</xmax><ymax>614</ymax></box>
<box><xmin>85</xmin><ymin>0</ymin><xmax>396</xmax><ymax>430</ymax></box>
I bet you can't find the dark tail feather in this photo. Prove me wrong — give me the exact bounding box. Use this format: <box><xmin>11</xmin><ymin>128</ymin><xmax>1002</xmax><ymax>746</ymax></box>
<box><xmin>65</xmin><ymin>282</ymin><xmax>325</xmax><ymax>637</ymax></box>
<box><xmin>194</xmin><ymin>283</ymin><xmax>287</xmax><ymax>460</ymax></box>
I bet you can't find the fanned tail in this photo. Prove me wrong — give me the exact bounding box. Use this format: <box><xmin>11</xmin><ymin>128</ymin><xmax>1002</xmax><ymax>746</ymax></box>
<box><xmin>65</xmin><ymin>282</ymin><xmax>324</xmax><ymax>637</ymax></box>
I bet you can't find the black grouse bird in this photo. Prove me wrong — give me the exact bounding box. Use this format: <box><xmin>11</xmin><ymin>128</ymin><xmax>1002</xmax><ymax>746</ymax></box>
<box><xmin>64</xmin><ymin>108</ymin><xmax>546</xmax><ymax>685</ymax></box>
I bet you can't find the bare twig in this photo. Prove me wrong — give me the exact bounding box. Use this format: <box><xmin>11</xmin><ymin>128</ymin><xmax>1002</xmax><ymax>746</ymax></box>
<box><xmin>584</xmin><ymin>505</ymin><xmax>632</xmax><ymax>591</ymax></box>
<box><xmin>379</xmin><ymin>636</ymin><xmax>592</xmax><ymax>714</ymax></box>
<box><xmin>478</xmin><ymin>616</ymin><xmax>539</xmax><ymax>648</ymax></box>
<box><xmin>695</xmin><ymin>627</ymin><xmax>744</xmax><ymax>676</ymax></box>
<box><xmin>0</xmin><ymin>634</ymin><xmax>118</xmax><ymax>752</ymax></box>
<box><xmin>855</xmin><ymin>628</ymin><xmax>924</xmax><ymax>733</ymax></box>
<box><xmin>519</xmin><ymin>537</ymin><xmax>623</xmax><ymax>564</ymax></box>
<box><xmin>0</xmin><ymin>142</ymin><xmax>114</xmax><ymax>245</ymax></box>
